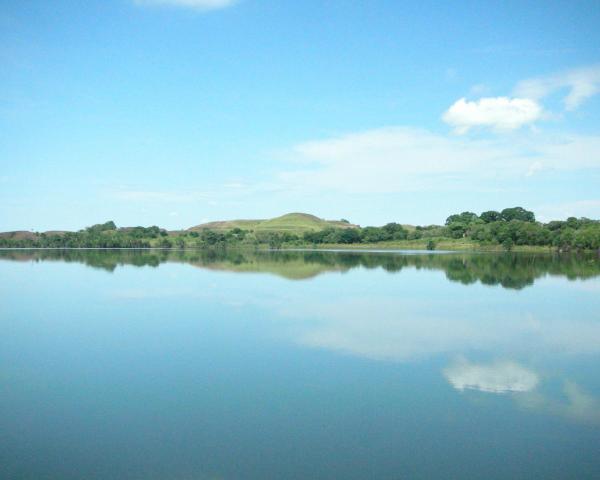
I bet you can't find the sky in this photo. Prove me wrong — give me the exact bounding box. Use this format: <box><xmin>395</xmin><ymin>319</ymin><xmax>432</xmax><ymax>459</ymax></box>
<box><xmin>1</xmin><ymin>0</ymin><xmax>600</xmax><ymax>231</ymax></box>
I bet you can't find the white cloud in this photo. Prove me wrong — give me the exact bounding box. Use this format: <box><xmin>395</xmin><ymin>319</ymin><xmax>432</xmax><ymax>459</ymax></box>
<box><xmin>442</xmin><ymin>65</ymin><xmax>600</xmax><ymax>135</ymax></box>
<box><xmin>133</xmin><ymin>0</ymin><xmax>236</xmax><ymax>10</ymax></box>
<box><xmin>278</xmin><ymin>127</ymin><xmax>600</xmax><ymax>194</ymax></box>
<box><xmin>442</xmin><ymin>97</ymin><xmax>543</xmax><ymax>134</ymax></box>
<box><xmin>443</xmin><ymin>358</ymin><xmax>539</xmax><ymax>394</ymax></box>
<box><xmin>515</xmin><ymin>65</ymin><xmax>600</xmax><ymax>111</ymax></box>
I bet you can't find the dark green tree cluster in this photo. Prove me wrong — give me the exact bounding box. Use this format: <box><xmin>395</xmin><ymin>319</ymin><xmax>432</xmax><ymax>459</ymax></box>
<box><xmin>303</xmin><ymin>223</ymin><xmax>410</xmax><ymax>245</ymax></box>
<box><xmin>85</xmin><ymin>221</ymin><xmax>117</xmax><ymax>233</ymax></box>
<box><xmin>0</xmin><ymin>221</ymin><xmax>158</xmax><ymax>248</ymax></box>
<box><xmin>444</xmin><ymin>207</ymin><xmax>600</xmax><ymax>251</ymax></box>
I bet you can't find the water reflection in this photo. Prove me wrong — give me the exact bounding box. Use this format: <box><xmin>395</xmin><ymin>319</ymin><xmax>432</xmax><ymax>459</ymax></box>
<box><xmin>2</xmin><ymin>248</ymin><xmax>600</xmax><ymax>478</ymax></box>
<box><xmin>518</xmin><ymin>381</ymin><xmax>600</xmax><ymax>425</ymax></box>
<box><xmin>443</xmin><ymin>358</ymin><xmax>540</xmax><ymax>393</ymax></box>
<box><xmin>1</xmin><ymin>248</ymin><xmax>600</xmax><ymax>288</ymax></box>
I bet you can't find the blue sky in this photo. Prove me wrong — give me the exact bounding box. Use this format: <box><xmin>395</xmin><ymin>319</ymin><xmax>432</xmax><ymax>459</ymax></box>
<box><xmin>1</xmin><ymin>0</ymin><xmax>600</xmax><ymax>230</ymax></box>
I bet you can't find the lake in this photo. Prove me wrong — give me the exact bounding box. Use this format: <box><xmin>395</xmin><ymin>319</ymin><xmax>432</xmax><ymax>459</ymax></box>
<box><xmin>2</xmin><ymin>249</ymin><xmax>600</xmax><ymax>479</ymax></box>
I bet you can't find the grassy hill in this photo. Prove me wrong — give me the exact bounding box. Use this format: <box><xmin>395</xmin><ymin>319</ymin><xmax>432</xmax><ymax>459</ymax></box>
<box><xmin>0</xmin><ymin>231</ymin><xmax>39</xmax><ymax>241</ymax></box>
<box><xmin>188</xmin><ymin>212</ymin><xmax>358</xmax><ymax>234</ymax></box>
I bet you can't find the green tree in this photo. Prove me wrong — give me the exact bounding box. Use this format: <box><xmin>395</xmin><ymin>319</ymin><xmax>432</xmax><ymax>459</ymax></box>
<box><xmin>500</xmin><ymin>207</ymin><xmax>535</xmax><ymax>223</ymax></box>
<box><xmin>480</xmin><ymin>210</ymin><xmax>501</xmax><ymax>223</ymax></box>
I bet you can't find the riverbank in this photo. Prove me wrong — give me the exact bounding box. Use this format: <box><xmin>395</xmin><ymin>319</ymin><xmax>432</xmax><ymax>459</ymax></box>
<box><xmin>286</xmin><ymin>238</ymin><xmax>557</xmax><ymax>253</ymax></box>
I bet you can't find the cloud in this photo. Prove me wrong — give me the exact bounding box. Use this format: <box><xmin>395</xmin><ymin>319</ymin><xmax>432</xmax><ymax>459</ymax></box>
<box><xmin>443</xmin><ymin>358</ymin><xmax>539</xmax><ymax>394</ymax></box>
<box><xmin>442</xmin><ymin>97</ymin><xmax>543</xmax><ymax>134</ymax></box>
<box><xmin>278</xmin><ymin>127</ymin><xmax>600</xmax><ymax>194</ymax></box>
<box><xmin>133</xmin><ymin>0</ymin><xmax>236</xmax><ymax>10</ymax></box>
<box><xmin>515</xmin><ymin>65</ymin><xmax>600</xmax><ymax>111</ymax></box>
<box><xmin>442</xmin><ymin>65</ymin><xmax>600</xmax><ymax>135</ymax></box>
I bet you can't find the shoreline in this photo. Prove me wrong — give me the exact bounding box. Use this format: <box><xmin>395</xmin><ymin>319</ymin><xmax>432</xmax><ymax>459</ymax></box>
<box><xmin>0</xmin><ymin>244</ymin><xmax>589</xmax><ymax>254</ymax></box>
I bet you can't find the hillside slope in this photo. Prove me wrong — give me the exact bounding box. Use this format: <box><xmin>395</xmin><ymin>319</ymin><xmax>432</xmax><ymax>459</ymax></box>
<box><xmin>188</xmin><ymin>213</ymin><xmax>358</xmax><ymax>234</ymax></box>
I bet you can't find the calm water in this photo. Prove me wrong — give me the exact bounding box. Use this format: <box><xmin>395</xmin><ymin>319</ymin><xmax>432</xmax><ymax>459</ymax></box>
<box><xmin>2</xmin><ymin>249</ymin><xmax>600</xmax><ymax>479</ymax></box>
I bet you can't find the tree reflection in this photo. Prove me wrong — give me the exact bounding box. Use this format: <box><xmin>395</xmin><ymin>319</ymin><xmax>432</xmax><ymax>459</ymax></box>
<box><xmin>1</xmin><ymin>249</ymin><xmax>599</xmax><ymax>289</ymax></box>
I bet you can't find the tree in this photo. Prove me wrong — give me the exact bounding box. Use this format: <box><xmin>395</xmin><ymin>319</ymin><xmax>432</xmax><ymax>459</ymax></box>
<box><xmin>445</xmin><ymin>212</ymin><xmax>479</xmax><ymax>226</ymax></box>
<box><xmin>448</xmin><ymin>222</ymin><xmax>467</xmax><ymax>239</ymax></box>
<box><xmin>500</xmin><ymin>207</ymin><xmax>535</xmax><ymax>223</ymax></box>
<box><xmin>338</xmin><ymin>228</ymin><xmax>361</xmax><ymax>244</ymax></box>
<box><xmin>480</xmin><ymin>210</ymin><xmax>501</xmax><ymax>223</ymax></box>
<box><xmin>361</xmin><ymin>227</ymin><xmax>388</xmax><ymax>243</ymax></box>
<box><xmin>86</xmin><ymin>220</ymin><xmax>117</xmax><ymax>233</ymax></box>
<box><xmin>159</xmin><ymin>238</ymin><xmax>173</xmax><ymax>248</ymax></box>
<box><xmin>382</xmin><ymin>222</ymin><xmax>408</xmax><ymax>240</ymax></box>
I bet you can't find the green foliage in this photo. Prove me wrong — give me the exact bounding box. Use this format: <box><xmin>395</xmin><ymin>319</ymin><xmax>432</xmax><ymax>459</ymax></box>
<box><xmin>500</xmin><ymin>207</ymin><xmax>535</xmax><ymax>223</ymax></box>
<box><xmin>445</xmin><ymin>211</ymin><xmax>479</xmax><ymax>226</ymax></box>
<box><xmin>85</xmin><ymin>220</ymin><xmax>117</xmax><ymax>233</ymax></box>
<box><xmin>480</xmin><ymin>210</ymin><xmax>501</xmax><ymax>223</ymax></box>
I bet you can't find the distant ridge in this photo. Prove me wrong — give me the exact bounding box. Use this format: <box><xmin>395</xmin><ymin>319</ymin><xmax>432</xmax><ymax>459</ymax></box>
<box><xmin>0</xmin><ymin>213</ymin><xmax>359</xmax><ymax>238</ymax></box>
<box><xmin>188</xmin><ymin>212</ymin><xmax>359</xmax><ymax>234</ymax></box>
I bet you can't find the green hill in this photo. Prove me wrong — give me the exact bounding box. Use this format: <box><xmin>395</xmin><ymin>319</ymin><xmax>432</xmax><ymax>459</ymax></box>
<box><xmin>188</xmin><ymin>212</ymin><xmax>358</xmax><ymax>234</ymax></box>
<box><xmin>186</xmin><ymin>219</ymin><xmax>264</xmax><ymax>232</ymax></box>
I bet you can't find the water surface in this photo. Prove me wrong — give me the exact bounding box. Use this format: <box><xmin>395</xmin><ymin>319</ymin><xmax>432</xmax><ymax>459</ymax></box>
<box><xmin>2</xmin><ymin>249</ymin><xmax>600</xmax><ymax>479</ymax></box>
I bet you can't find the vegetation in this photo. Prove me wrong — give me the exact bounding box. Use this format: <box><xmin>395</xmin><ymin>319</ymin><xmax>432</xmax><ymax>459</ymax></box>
<box><xmin>1</xmin><ymin>208</ymin><xmax>600</xmax><ymax>252</ymax></box>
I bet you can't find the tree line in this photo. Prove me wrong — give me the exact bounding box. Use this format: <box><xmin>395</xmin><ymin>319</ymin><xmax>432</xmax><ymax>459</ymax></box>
<box><xmin>1</xmin><ymin>207</ymin><xmax>600</xmax><ymax>251</ymax></box>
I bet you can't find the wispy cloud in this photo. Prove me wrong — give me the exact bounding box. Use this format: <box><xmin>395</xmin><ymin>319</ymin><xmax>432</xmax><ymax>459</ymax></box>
<box><xmin>277</xmin><ymin>127</ymin><xmax>600</xmax><ymax>194</ymax></box>
<box><xmin>133</xmin><ymin>0</ymin><xmax>236</xmax><ymax>11</ymax></box>
<box><xmin>442</xmin><ymin>97</ymin><xmax>542</xmax><ymax>134</ymax></box>
<box><xmin>515</xmin><ymin>65</ymin><xmax>600</xmax><ymax>111</ymax></box>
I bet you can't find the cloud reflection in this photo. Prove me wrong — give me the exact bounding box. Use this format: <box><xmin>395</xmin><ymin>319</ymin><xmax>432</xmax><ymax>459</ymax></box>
<box><xmin>443</xmin><ymin>358</ymin><xmax>539</xmax><ymax>394</ymax></box>
<box><xmin>518</xmin><ymin>381</ymin><xmax>600</xmax><ymax>425</ymax></box>
<box><xmin>285</xmin><ymin>297</ymin><xmax>600</xmax><ymax>362</ymax></box>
